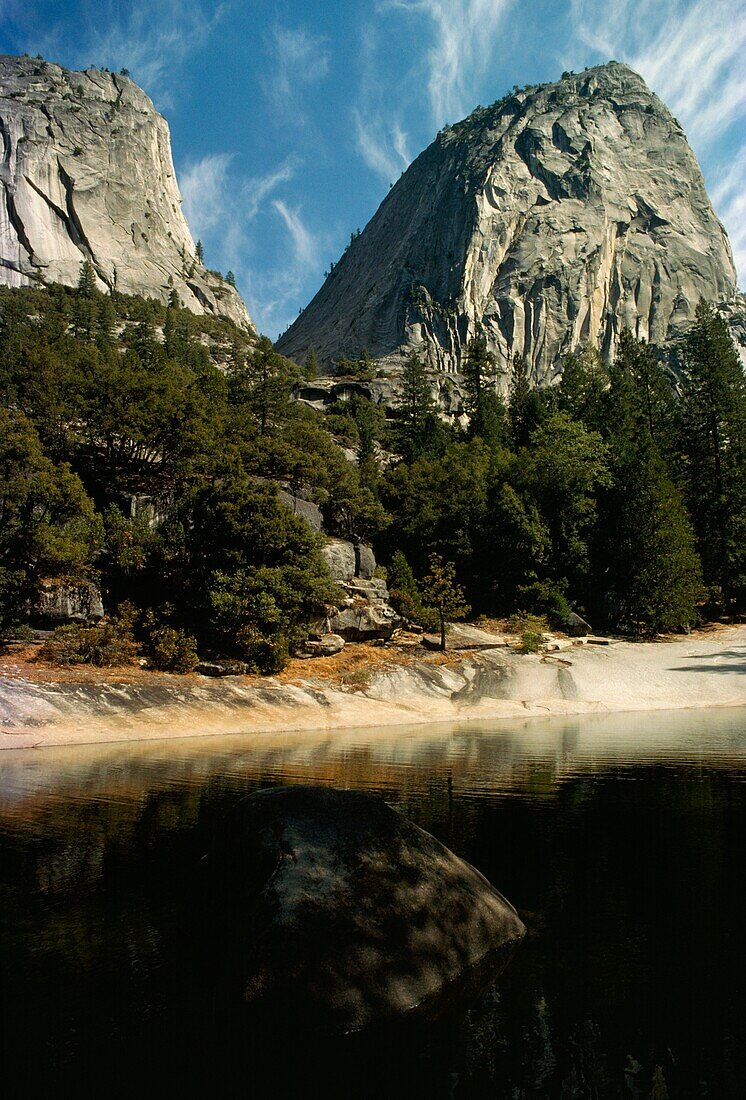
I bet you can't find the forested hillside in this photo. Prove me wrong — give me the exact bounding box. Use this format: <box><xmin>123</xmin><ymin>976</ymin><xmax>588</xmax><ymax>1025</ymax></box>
<box><xmin>1</xmin><ymin>266</ymin><xmax>745</xmax><ymax>672</ymax></box>
<box><xmin>381</xmin><ymin>309</ymin><xmax>745</xmax><ymax>632</ymax></box>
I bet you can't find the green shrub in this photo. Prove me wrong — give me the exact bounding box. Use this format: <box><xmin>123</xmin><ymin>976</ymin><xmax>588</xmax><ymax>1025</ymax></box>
<box><xmin>516</xmin><ymin>628</ymin><xmax>544</xmax><ymax>654</ymax></box>
<box><xmin>237</xmin><ymin>628</ymin><xmax>289</xmax><ymax>674</ymax></box>
<box><xmin>416</xmin><ymin>606</ymin><xmax>442</xmax><ymax>634</ymax></box>
<box><xmin>323</xmin><ymin>413</ymin><xmax>360</xmax><ymax>448</ymax></box>
<box><xmin>0</xmin><ymin>623</ymin><xmax>35</xmax><ymax>644</ymax></box>
<box><xmin>388</xmin><ymin>588</ymin><xmax>420</xmax><ymax>621</ymax></box>
<box><xmin>508</xmin><ymin>613</ymin><xmax>550</xmax><ymax>654</ymax></box>
<box><xmin>342</xmin><ymin>667</ymin><xmax>371</xmax><ymax>691</ymax></box>
<box><xmin>146</xmin><ymin>626</ymin><xmax>199</xmax><ymax>673</ymax></box>
<box><xmin>515</xmin><ymin>581</ymin><xmax>570</xmax><ymax>627</ymax></box>
<box><xmin>39</xmin><ymin>620</ymin><xmax>138</xmax><ymax>667</ymax></box>
<box><xmin>388</xmin><ymin>588</ymin><xmax>441</xmax><ymax>634</ymax></box>
<box><xmin>387</xmin><ymin>551</ymin><xmax>443</xmax><ymax>631</ymax></box>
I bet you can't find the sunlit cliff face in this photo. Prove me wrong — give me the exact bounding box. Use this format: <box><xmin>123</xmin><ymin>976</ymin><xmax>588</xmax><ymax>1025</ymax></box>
<box><xmin>0</xmin><ymin>54</ymin><xmax>253</xmax><ymax>329</ymax></box>
<box><xmin>278</xmin><ymin>62</ymin><xmax>740</xmax><ymax>383</ymax></box>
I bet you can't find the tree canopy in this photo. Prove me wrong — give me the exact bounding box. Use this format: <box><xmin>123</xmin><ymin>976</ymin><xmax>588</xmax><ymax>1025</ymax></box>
<box><xmin>2</xmin><ymin>278</ymin><xmax>744</xmax><ymax>659</ymax></box>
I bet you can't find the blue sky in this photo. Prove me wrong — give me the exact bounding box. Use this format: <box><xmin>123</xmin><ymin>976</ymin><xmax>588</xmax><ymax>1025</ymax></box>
<box><xmin>1</xmin><ymin>0</ymin><xmax>744</xmax><ymax>337</ymax></box>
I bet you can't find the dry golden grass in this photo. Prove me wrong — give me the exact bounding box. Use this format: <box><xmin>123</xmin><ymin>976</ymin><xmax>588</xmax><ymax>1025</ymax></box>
<box><xmin>0</xmin><ymin>632</ymin><xmax>469</xmax><ymax>688</ymax></box>
<box><xmin>2</xmin><ymin>621</ymin><xmax>732</xmax><ymax>689</ymax></box>
<box><xmin>0</xmin><ymin>643</ymin><xmax>182</xmax><ymax>685</ymax></box>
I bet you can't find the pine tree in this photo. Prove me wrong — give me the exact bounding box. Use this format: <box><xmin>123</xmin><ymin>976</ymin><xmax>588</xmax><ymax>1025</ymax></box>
<box><xmin>76</xmin><ymin>259</ymin><xmax>97</xmax><ymax>298</ymax></box>
<box><xmin>556</xmin><ymin>345</ymin><xmax>609</xmax><ymax>430</ymax></box>
<box><xmin>355</xmin><ymin>348</ymin><xmax>374</xmax><ymax>381</ymax></box>
<box><xmin>303</xmin><ymin>348</ymin><xmax>319</xmax><ymax>381</ymax></box>
<box><xmin>96</xmin><ymin>295</ymin><xmax>117</xmax><ymax>350</ymax></box>
<box><xmin>163</xmin><ymin>302</ymin><xmax>182</xmax><ymax>360</ymax></box>
<box><xmin>421</xmin><ymin>554</ymin><xmax>470</xmax><ymax>651</ymax></box>
<box><xmin>133</xmin><ymin>319</ymin><xmax>158</xmax><ymax>369</ymax></box>
<box><xmin>395</xmin><ymin>351</ymin><xmax>436</xmax><ymax>460</ymax></box>
<box><xmin>681</xmin><ymin>300</ymin><xmax>746</xmax><ymax>610</ymax></box>
<box><xmin>508</xmin><ymin>352</ymin><xmax>544</xmax><ymax>447</ymax></box>
<box><xmin>242</xmin><ymin>337</ymin><xmax>300</xmax><ymax>436</ymax></box>
<box><xmin>610</xmin><ymin>330</ymin><xmax>677</xmax><ymax>461</ymax></box>
<box><xmin>195</xmin><ymin>239</ymin><xmax>204</xmax><ymax>265</ymax></box>
<box><xmin>600</xmin><ymin>444</ymin><xmax>702</xmax><ymax>634</ymax></box>
<box><xmin>462</xmin><ymin>335</ymin><xmax>505</xmax><ymax>443</ymax></box>
<box><xmin>589</xmin><ymin>328</ymin><xmax>704</xmax><ymax>630</ymax></box>
<box><xmin>72</xmin><ymin>260</ymin><xmax>99</xmax><ymax>341</ymax></box>
<box><xmin>353</xmin><ymin>397</ymin><xmax>380</xmax><ymax>466</ymax></box>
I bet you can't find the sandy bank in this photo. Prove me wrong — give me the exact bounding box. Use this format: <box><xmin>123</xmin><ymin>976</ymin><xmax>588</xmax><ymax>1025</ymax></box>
<box><xmin>1</xmin><ymin>627</ymin><xmax>744</xmax><ymax>750</ymax></box>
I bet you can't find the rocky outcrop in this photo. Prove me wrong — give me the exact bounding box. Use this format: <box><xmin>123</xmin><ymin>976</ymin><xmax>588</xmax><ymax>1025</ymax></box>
<box><xmin>34</xmin><ymin>580</ymin><xmax>104</xmax><ymax>624</ymax></box>
<box><xmin>3</xmin><ymin>626</ymin><xmax>746</xmax><ymax>749</ymax></box>
<box><xmin>294</xmin><ymin>373</ymin><xmax>468</xmax><ymax>425</ymax></box>
<box><xmin>325</xmin><ymin>602</ymin><xmax>400</xmax><ymax>642</ymax></box>
<box><xmin>565</xmin><ymin>611</ymin><xmax>592</xmax><ymax>637</ymax></box>
<box><xmin>316</xmin><ymin>538</ymin><xmax>402</xmax><ymax>640</ymax></box>
<box><xmin>278</xmin><ymin>62</ymin><xmax>741</xmax><ymax>384</ymax></box>
<box><xmin>321</xmin><ymin>537</ymin><xmax>358</xmax><ymax>582</ymax></box>
<box><xmin>0</xmin><ymin>54</ymin><xmax>253</xmax><ymax>329</ymax></box>
<box><xmin>277</xmin><ymin>489</ymin><xmax>323</xmax><ymax>533</ymax></box>
<box><xmin>195</xmin><ymin>660</ymin><xmax>251</xmax><ymax>678</ymax></box>
<box><xmin>354</xmin><ymin>543</ymin><xmax>376</xmax><ymax>580</ymax></box>
<box><xmin>306</xmin><ymin>633</ymin><xmax>345</xmax><ymax>657</ymax></box>
<box><xmin>207</xmin><ymin>785</ymin><xmax>525</xmax><ymax>1033</ymax></box>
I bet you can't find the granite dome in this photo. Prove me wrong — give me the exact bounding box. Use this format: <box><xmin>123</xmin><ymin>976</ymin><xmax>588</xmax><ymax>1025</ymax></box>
<box><xmin>0</xmin><ymin>54</ymin><xmax>253</xmax><ymax>329</ymax></box>
<box><xmin>278</xmin><ymin>62</ymin><xmax>740</xmax><ymax>382</ymax></box>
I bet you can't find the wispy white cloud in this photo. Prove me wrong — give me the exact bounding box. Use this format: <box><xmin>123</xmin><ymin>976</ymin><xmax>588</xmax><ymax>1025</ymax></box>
<box><xmin>349</xmin><ymin>19</ymin><xmax>414</xmax><ymax>184</ymax></box>
<box><xmin>710</xmin><ymin>148</ymin><xmax>746</xmax><ymax>286</ymax></box>
<box><xmin>180</xmin><ymin>152</ymin><xmax>325</xmax><ymax>336</ymax></box>
<box><xmin>27</xmin><ymin>0</ymin><xmax>227</xmax><ymax>107</ymax></box>
<box><xmin>570</xmin><ymin>0</ymin><xmax>746</xmax><ymax>146</ymax></box>
<box><xmin>272</xmin><ymin>200</ymin><xmax>317</xmax><ymax>269</ymax></box>
<box><xmin>263</xmin><ymin>24</ymin><xmax>330</xmax><ymax>120</ymax></box>
<box><xmin>262</xmin><ymin>199</ymin><xmax>329</xmax><ymax>338</ymax></box>
<box><xmin>353</xmin><ymin>109</ymin><xmax>411</xmax><ymax>182</ymax></box>
<box><xmin>181</xmin><ymin>152</ymin><xmax>234</xmax><ymax>238</ymax></box>
<box><xmin>381</xmin><ymin>0</ymin><xmax>515</xmax><ymax>126</ymax></box>
<box><xmin>352</xmin><ymin>0</ymin><xmax>512</xmax><ymax>183</ymax></box>
<box><xmin>392</xmin><ymin>125</ymin><xmax>411</xmax><ymax>166</ymax></box>
<box><xmin>568</xmin><ymin>0</ymin><xmax>746</xmax><ymax>286</ymax></box>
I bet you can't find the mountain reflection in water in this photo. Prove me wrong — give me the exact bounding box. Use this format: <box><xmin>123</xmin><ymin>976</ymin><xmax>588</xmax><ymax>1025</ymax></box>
<box><xmin>1</xmin><ymin>707</ymin><xmax>745</xmax><ymax>1098</ymax></box>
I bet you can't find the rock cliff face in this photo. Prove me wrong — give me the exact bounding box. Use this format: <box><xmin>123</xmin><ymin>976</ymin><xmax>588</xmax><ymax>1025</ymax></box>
<box><xmin>278</xmin><ymin>62</ymin><xmax>740</xmax><ymax>383</ymax></box>
<box><xmin>0</xmin><ymin>54</ymin><xmax>253</xmax><ymax>329</ymax></box>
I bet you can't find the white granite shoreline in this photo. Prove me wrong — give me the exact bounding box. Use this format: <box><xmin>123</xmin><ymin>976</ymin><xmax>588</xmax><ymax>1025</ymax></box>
<box><xmin>1</xmin><ymin>627</ymin><xmax>744</xmax><ymax>751</ymax></box>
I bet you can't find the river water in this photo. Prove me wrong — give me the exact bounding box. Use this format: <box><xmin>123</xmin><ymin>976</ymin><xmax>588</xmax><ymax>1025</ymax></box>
<box><xmin>1</xmin><ymin>707</ymin><xmax>745</xmax><ymax>1097</ymax></box>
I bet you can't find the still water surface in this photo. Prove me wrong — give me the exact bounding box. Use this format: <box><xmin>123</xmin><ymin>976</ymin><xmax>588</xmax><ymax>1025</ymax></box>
<box><xmin>1</xmin><ymin>708</ymin><xmax>745</xmax><ymax>1097</ymax></box>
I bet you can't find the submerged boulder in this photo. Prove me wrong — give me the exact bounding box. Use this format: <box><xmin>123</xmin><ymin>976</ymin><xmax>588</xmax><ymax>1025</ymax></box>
<box><xmin>208</xmin><ymin>785</ymin><xmax>525</xmax><ymax>1034</ymax></box>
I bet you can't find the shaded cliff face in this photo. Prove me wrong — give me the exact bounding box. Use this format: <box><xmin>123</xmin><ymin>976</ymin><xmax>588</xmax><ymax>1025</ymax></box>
<box><xmin>278</xmin><ymin>62</ymin><xmax>739</xmax><ymax>382</ymax></box>
<box><xmin>0</xmin><ymin>54</ymin><xmax>253</xmax><ymax>329</ymax></box>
